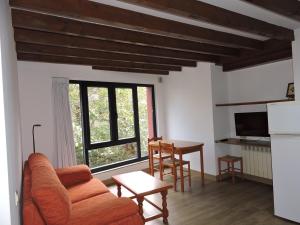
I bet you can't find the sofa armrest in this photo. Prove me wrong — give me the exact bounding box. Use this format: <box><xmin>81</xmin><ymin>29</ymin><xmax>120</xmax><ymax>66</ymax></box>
<box><xmin>55</xmin><ymin>165</ymin><xmax>92</xmax><ymax>188</ymax></box>
<box><xmin>71</xmin><ymin>197</ymin><xmax>143</xmax><ymax>225</ymax></box>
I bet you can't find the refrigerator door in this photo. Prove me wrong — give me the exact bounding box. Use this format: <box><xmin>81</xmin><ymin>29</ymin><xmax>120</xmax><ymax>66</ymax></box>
<box><xmin>268</xmin><ymin>101</ymin><xmax>300</xmax><ymax>135</ymax></box>
<box><xmin>271</xmin><ymin>135</ymin><xmax>300</xmax><ymax>223</ymax></box>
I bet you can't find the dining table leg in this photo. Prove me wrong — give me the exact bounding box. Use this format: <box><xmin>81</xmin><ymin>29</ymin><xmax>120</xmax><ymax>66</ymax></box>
<box><xmin>148</xmin><ymin>146</ymin><xmax>152</xmax><ymax>175</ymax></box>
<box><xmin>200</xmin><ymin>147</ymin><xmax>205</xmax><ymax>186</ymax></box>
<box><xmin>149</xmin><ymin>146</ymin><xmax>154</xmax><ymax>176</ymax></box>
<box><xmin>179</xmin><ymin>152</ymin><xmax>184</xmax><ymax>192</ymax></box>
<box><xmin>150</xmin><ymin>147</ymin><xmax>154</xmax><ymax>176</ymax></box>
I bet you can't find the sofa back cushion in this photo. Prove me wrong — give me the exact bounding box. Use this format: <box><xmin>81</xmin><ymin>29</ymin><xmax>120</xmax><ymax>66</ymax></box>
<box><xmin>23</xmin><ymin>162</ymin><xmax>45</xmax><ymax>225</ymax></box>
<box><xmin>28</xmin><ymin>153</ymin><xmax>72</xmax><ymax>225</ymax></box>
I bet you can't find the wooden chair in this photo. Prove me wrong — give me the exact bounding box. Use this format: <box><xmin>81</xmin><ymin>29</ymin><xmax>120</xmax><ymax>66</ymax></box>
<box><xmin>218</xmin><ymin>155</ymin><xmax>243</xmax><ymax>184</ymax></box>
<box><xmin>148</xmin><ymin>137</ymin><xmax>171</xmax><ymax>176</ymax></box>
<box><xmin>159</xmin><ymin>142</ymin><xmax>191</xmax><ymax>191</ymax></box>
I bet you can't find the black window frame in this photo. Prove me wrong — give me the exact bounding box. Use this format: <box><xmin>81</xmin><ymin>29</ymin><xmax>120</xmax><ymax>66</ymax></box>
<box><xmin>70</xmin><ymin>80</ymin><xmax>157</xmax><ymax>173</ymax></box>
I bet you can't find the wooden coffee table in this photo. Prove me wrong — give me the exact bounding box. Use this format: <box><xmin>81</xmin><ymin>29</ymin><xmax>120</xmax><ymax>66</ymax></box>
<box><xmin>112</xmin><ymin>171</ymin><xmax>173</xmax><ymax>224</ymax></box>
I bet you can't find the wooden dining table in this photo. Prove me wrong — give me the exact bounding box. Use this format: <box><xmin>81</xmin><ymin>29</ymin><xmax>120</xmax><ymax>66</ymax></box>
<box><xmin>148</xmin><ymin>140</ymin><xmax>205</xmax><ymax>192</ymax></box>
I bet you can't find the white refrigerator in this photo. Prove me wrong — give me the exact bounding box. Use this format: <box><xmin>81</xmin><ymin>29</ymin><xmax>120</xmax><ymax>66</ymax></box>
<box><xmin>268</xmin><ymin>101</ymin><xmax>300</xmax><ymax>223</ymax></box>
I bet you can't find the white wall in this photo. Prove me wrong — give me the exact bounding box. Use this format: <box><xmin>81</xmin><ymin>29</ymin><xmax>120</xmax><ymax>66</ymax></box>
<box><xmin>211</xmin><ymin>65</ymin><xmax>231</xmax><ymax>159</ymax></box>
<box><xmin>163</xmin><ymin>62</ymin><xmax>217</xmax><ymax>175</ymax></box>
<box><xmin>292</xmin><ymin>28</ymin><xmax>300</xmax><ymax>100</ymax></box>
<box><xmin>0</xmin><ymin>1</ymin><xmax>22</xmax><ymax>225</ymax></box>
<box><xmin>17</xmin><ymin>61</ymin><xmax>166</xmax><ymax>179</ymax></box>
<box><xmin>212</xmin><ymin>60</ymin><xmax>294</xmax><ymax>158</ymax></box>
<box><xmin>226</xmin><ymin>59</ymin><xmax>294</xmax><ymax>139</ymax></box>
<box><xmin>18</xmin><ymin>55</ymin><xmax>294</xmax><ymax>181</ymax></box>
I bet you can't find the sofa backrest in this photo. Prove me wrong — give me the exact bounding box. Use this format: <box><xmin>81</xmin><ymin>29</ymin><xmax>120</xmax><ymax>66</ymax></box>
<box><xmin>26</xmin><ymin>153</ymin><xmax>72</xmax><ymax>225</ymax></box>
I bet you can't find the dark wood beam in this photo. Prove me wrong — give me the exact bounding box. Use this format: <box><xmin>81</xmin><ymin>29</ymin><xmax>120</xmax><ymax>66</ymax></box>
<box><xmin>14</xmin><ymin>28</ymin><xmax>220</xmax><ymax>62</ymax></box>
<box><xmin>222</xmin><ymin>39</ymin><xmax>291</xmax><ymax>63</ymax></box>
<box><xmin>17</xmin><ymin>53</ymin><xmax>182</xmax><ymax>71</ymax></box>
<box><xmin>92</xmin><ymin>66</ymin><xmax>169</xmax><ymax>75</ymax></box>
<box><xmin>10</xmin><ymin>0</ymin><xmax>264</xmax><ymax>49</ymax></box>
<box><xmin>118</xmin><ymin>0</ymin><xmax>294</xmax><ymax>41</ymax></box>
<box><xmin>243</xmin><ymin>0</ymin><xmax>300</xmax><ymax>22</ymax></box>
<box><xmin>222</xmin><ymin>47</ymin><xmax>292</xmax><ymax>72</ymax></box>
<box><xmin>11</xmin><ymin>9</ymin><xmax>239</xmax><ymax>57</ymax></box>
<box><xmin>16</xmin><ymin>43</ymin><xmax>197</xmax><ymax>67</ymax></box>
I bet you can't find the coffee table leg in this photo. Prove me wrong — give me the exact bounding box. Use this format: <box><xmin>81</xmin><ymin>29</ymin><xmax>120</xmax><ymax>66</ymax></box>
<box><xmin>117</xmin><ymin>184</ymin><xmax>122</xmax><ymax>197</ymax></box>
<box><xmin>137</xmin><ymin>196</ymin><xmax>145</xmax><ymax>222</ymax></box>
<box><xmin>161</xmin><ymin>190</ymin><xmax>169</xmax><ymax>224</ymax></box>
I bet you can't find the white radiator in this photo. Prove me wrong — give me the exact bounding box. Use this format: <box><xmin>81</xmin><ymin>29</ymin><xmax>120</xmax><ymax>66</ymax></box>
<box><xmin>241</xmin><ymin>146</ymin><xmax>272</xmax><ymax>179</ymax></box>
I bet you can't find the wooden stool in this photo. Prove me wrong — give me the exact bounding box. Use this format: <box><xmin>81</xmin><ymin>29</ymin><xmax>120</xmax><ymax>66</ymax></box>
<box><xmin>218</xmin><ymin>155</ymin><xmax>243</xmax><ymax>184</ymax></box>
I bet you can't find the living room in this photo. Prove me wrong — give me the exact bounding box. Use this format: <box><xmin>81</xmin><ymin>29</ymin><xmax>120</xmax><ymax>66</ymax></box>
<box><xmin>1</xmin><ymin>0</ymin><xmax>300</xmax><ymax>225</ymax></box>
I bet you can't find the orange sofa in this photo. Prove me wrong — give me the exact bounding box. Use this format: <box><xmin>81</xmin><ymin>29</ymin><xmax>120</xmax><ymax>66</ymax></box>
<box><xmin>23</xmin><ymin>153</ymin><xmax>143</xmax><ymax>225</ymax></box>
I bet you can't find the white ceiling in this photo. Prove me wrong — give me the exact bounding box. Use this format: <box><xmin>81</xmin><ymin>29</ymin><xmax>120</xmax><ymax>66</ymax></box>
<box><xmin>92</xmin><ymin>0</ymin><xmax>300</xmax><ymax>40</ymax></box>
<box><xmin>200</xmin><ymin>0</ymin><xmax>300</xmax><ymax>29</ymax></box>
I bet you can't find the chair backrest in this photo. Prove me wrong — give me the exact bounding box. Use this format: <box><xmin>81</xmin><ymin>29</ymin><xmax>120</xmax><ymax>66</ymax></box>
<box><xmin>159</xmin><ymin>142</ymin><xmax>175</xmax><ymax>161</ymax></box>
<box><xmin>148</xmin><ymin>136</ymin><xmax>163</xmax><ymax>143</ymax></box>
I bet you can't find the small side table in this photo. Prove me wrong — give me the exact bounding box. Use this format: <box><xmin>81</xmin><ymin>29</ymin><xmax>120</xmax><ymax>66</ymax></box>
<box><xmin>218</xmin><ymin>155</ymin><xmax>243</xmax><ymax>184</ymax></box>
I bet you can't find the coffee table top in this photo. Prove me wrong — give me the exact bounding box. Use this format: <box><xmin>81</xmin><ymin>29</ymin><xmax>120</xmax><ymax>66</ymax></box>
<box><xmin>112</xmin><ymin>171</ymin><xmax>173</xmax><ymax>196</ymax></box>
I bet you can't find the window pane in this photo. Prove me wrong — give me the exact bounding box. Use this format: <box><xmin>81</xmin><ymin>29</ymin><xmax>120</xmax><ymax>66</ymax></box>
<box><xmin>69</xmin><ymin>84</ymin><xmax>84</xmax><ymax>164</ymax></box>
<box><xmin>116</xmin><ymin>88</ymin><xmax>135</xmax><ymax>139</ymax></box>
<box><xmin>88</xmin><ymin>87</ymin><xmax>111</xmax><ymax>143</ymax></box>
<box><xmin>138</xmin><ymin>87</ymin><xmax>154</xmax><ymax>157</ymax></box>
<box><xmin>88</xmin><ymin>143</ymin><xmax>137</xmax><ymax>168</ymax></box>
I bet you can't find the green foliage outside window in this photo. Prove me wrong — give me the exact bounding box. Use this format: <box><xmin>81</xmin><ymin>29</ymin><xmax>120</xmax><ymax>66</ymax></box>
<box><xmin>69</xmin><ymin>84</ymin><xmax>152</xmax><ymax>168</ymax></box>
<box><xmin>69</xmin><ymin>84</ymin><xmax>84</xmax><ymax>164</ymax></box>
<box><xmin>88</xmin><ymin>87</ymin><xmax>111</xmax><ymax>143</ymax></box>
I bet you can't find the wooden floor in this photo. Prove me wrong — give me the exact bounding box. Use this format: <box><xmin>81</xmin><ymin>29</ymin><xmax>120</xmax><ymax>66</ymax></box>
<box><xmin>109</xmin><ymin>172</ymin><xmax>297</xmax><ymax>225</ymax></box>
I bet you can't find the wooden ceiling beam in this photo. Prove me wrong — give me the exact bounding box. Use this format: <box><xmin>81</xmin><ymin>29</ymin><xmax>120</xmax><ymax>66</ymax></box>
<box><xmin>222</xmin><ymin>39</ymin><xmax>291</xmax><ymax>63</ymax></box>
<box><xmin>118</xmin><ymin>0</ymin><xmax>294</xmax><ymax>41</ymax></box>
<box><xmin>222</xmin><ymin>46</ymin><xmax>292</xmax><ymax>72</ymax></box>
<box><xmin>243</xmin><ymin>0</ymin><xmax>300</xmax><ymax>22</ymax></box>
<box><xmin>10</xmin><ymin>0</ymin><xmax>263</xmax><ymax>49</ymax></box>
<box><xmin>17</xmin><ymin>53</ymin><xmax>182</xmax><ymax>71</ymax></box>
<box><xmin>16</xmin><ymin>43</ymin><xmax>197</xmax><ymax>67</ymax></box>
<box><xmin>11</xmin><ymin>9</ymin><xmax>239</xmax><ymax>57</ymax></box>
<box><xmin>14</xmin><ymin>28</ymin><xmax>220</xmax><ymax>62</ymax></box>
<box><xmin>92</xmin><ymin>66</ymin><xmax>169</xmax><ymax>75</ymax></box>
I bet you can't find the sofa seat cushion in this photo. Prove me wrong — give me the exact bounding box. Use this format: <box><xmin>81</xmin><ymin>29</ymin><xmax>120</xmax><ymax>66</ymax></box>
<box><xmin>106</xmin><ymin>214</ymin><xmax>144</xmax><ymax>225</ymax></box>
<box><xmin>68</xmin><ymin>178</ymin><xmax>109</xmax><ymax>203</ymax></box>
<box><xmin>68</xmin><ymin>193</ymin><xmax>141</xmax><ymax>225</ymax></box>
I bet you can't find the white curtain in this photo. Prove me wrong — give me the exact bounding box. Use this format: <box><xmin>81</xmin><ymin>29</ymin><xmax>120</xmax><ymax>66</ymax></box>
<box><xmin>52</xmin><ymin>77</ymin><xmax>76</xmax><ymax>167</ymax></box>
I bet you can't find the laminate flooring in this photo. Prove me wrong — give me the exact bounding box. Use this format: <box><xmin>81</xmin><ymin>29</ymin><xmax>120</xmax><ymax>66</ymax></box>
<box><xmin>109</xmin><ymin>172</ymin><xmax>297</xmax><ymax>225</ymax></box>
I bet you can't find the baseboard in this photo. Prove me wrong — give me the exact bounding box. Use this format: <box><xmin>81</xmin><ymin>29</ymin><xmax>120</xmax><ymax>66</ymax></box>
<box><xmin>243</xmin><ymin>173</ymin><xmax>273</xmax><ymax>185</ymax></box>
<box><xmin>216</xmin><ymin>172</ymin><xmax>273</xmax><ymax>185</ymax></box>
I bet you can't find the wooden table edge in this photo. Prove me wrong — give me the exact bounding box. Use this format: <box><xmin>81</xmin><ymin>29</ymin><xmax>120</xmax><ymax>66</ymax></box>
<box><xmin>111</xmin><ymin>176</ymin><xmax>173</xmax><ymax>197</ymax></box>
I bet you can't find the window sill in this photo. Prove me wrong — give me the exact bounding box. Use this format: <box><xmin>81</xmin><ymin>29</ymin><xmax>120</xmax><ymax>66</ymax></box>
<box><xmin>92</xmin><ymin>159</ymin><xmax>148</xmax><ymax>176</ymax></box>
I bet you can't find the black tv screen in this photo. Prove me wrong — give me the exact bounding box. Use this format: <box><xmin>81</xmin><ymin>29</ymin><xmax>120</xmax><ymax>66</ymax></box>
<box><xmin>235</xmin><ymin>112</ymin><xmax>269</xmax><ymax>137</ymax></box>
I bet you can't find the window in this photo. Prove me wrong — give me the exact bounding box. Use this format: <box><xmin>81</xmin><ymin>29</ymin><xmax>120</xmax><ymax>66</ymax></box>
<box><xmin>69</xmin><ymin>81</ymin><xmax>157</xmax><ymax>172</ymax></box>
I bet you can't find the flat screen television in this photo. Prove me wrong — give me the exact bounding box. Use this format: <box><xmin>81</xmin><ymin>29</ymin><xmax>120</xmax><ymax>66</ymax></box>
<box><xmin>235</xmin><ymin>112</ymin><xmax>269</xmax><ymax>137</ymax></box>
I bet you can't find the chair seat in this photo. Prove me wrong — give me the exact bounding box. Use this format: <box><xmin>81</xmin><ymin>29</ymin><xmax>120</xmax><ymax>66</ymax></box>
<box><xmin>153</xmin><ymin>153</ymin><xmax>171</xmax><ymax>160</ymax></box>
<box><xmin>219</xmin><ymin>155</ymin><xmax>242</xmax><ymax>162</ymax></box>
<box><xmin>162</xmin><ymin>158</ymin><xmax>189</xmax><ymax>167</ymax></box>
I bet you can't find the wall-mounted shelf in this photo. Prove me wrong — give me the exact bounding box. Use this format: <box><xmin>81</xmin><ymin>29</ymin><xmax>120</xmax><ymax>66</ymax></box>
<box><xmin>215</xmin><ymin>138</ymin><xmax>271</xmax><ymax>147</ymax></box>
<box><xmin>216</xmin><ymin>99</ymin><xmax>294</xmax><ymax>107</ymax></box>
